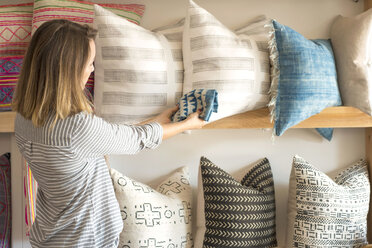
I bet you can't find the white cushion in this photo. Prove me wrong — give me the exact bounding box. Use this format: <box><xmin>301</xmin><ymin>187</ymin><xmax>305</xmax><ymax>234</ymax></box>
<box><xmin>93</xmin><ymin>4</ymin><xmax>183</xmax><ymax>124</ymax></box>
<box><xmin>182</xmin><ymin>0</ymin><xmax>271</xmax><ymax>121</ymax></box>
<box><xmin>110</xmin><ymin>166</ymin><xmax>193</xmax><ymax>247</ymax></box>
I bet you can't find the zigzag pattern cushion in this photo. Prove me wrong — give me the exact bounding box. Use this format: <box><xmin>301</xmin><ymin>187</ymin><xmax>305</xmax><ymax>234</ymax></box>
<box><xmin>0</xmin><ymin>56</ymin><xmax>23</xmax><ymax>111</ymax></box>
<box><xmin>172</xmin><ymin>89</ymin><xmax>218</xmax><ymax>122</ymax></box>
<box><xmin>183</xmin><ymin>0</ymin><xmax>271</xmax><ymax>122</ymax></box>
<box><xmin>31</xmin><ymin>0</ymin><xmax>145</xmax><ymax>33</ymax></box>
<box><xmin>110</xmin><ymin>167</ymin><xmax>193</xmax><ymax>247</ymax></box>
<box><xmin>287</xmin><ymin>155</ymin><xmax>370</xmax><ymax>247</ymax></box>
<box><xmin>268</xmin><ymin>20</ymin><xmax>342</xmax><ymax>141</ymax></box>
<box><xmin>195</xmin><ymin>157</ymin><xmax>277</xmax><ymax>248</ymax></box>
<box><xmin>0</xmin><ymin>3</ymin><xmax>33</xmax><ymax>56</ymax></box>
<box><xmin>94</xmin><ymin>4</ymin><xmax>184</xmax><ymax>124</ymax></box>
<box><xmin>0</xmin><ymin>153</ymin><xmax>11</xmax><ymax>248</ymax></box>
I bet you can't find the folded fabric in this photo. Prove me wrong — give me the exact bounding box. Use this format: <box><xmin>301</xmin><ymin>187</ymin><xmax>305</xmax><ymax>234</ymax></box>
<box><xmin>0</xmin><ymin>153</ymin><xmax>11</xmax><ymax>248</ymax></box>
<box><xmin>172</xmin><ymin>89</ymin><xmax>218</xmax><ymax>122</ymax></box>
<box><xmin>0</xmin><ymin>56</ymin><xmax>23</xmax><ymax>111</ymax></box>
<box><xmin>268</xmin><ymin>20</ymin><xmax>342</xmax><ymax>141</ymax></box>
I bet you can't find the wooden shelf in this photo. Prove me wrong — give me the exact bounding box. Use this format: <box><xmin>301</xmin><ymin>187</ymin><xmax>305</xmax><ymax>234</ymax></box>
<box><xmin>1</xmin><ymin>106</ymin><xmax>372</xmax><ymax>133</ymax></box>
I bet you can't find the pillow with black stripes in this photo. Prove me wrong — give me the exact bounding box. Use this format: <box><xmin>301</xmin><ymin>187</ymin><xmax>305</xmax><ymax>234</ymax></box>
<box><xmin>183</xmin><ymin>0</ymin><xmax>271</xmax><ymax>122</ymax></box>
<box><xmin>93</xmin><ymin>4</ymin><xmax>184</xmax><ymax>124</ymax></box>
<box><xmin>110</xmin><ymin>166</ymin><xmax>193</xmax><ymax>247</ymax></box>
<box><xmin>195</xmin><ymin>156</ymin><xmax>277</xmax><ymax>248</ymax></box>
<box><xmin>287</xmin><ymin>155</ymin><xmax>370</xmax><ymax>247</ymax></box>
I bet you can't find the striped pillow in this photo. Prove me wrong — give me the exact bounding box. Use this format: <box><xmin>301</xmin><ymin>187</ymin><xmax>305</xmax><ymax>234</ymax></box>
<box><xmin>0</xmin><ymin>3</ymin><xmax>33</xmax><ymax>56</ymax></box>
<box><xmin>32</xmin><ymin>0</ymin><xmax>145</xmax><ymax>33</ymax></box>
<box><xmin>0</xmin><ymin>56</ymin><xmax>23</xmax><ymax>111</ymax></box>
<box><xmin>93</xmin><ymin>4</ymin><xmax>184</xmax><ymax>124</ymax></box>
<box><xmin>195</xmin><ymin>157</ymin><xmax>277</xmax><ymax>248</ymax></box>
<box><xmin>183</xmin><ymin>0</ymin><xmax>271</xmax><ymax>122</ymax></box>
<box><xmin>0</xmin><ymin>153</ymin><xmax>11</xmax><ymax>248</ymax></box>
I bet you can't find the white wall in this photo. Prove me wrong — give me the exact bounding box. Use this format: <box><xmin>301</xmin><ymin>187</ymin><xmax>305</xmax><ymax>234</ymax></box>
<box><xmin>4</xmin><ymin>0</ymin><xmax>366</xmax><ymax>246</ymax></box>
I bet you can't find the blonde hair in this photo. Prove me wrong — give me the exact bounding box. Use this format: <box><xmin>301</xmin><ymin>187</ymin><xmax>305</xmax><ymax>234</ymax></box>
<box><xmin>12</xmin><ymin>19</ymin><xmax>97</xmax><ymax>127</ymax></box>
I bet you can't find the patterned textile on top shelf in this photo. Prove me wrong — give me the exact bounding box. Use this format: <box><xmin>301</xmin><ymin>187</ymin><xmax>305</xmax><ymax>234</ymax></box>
<box><xmin>172</xmin><ymin>89</ymin><xmax>218</xmax><ymax>122</ymax></box>
<box><xmin>183</xmin><ymin>0</ymin><xmax>272</xmax><ymax>122</ymax></box>
<box><xmin>93</xmin><ymin>4</ymin><xmax>184</xmax><ymax>124</ymax></box>
<box><xmin>268</xmin><ymin>20</ymin><xmax>342</xmax><ymax>141</ymax></box>
<box><xmin>0</xmin><ymin>2</ymin><xmax>33</xmax><ymax>56</ymax></box>
<box><xmin>195</xmin><ymin>156</ymin><xmax>277</xmax><ymax>248</ymax></box>
<box><xmin>110</xmin><ymin>166</ymin><xmax>193</xmax><ymax>248</ymax></box>
<box><xmin>331</xmin><ymin>9</ymin><xmax>372</xmax><ymax>116</ymax></box>
<box><xmin>0</xmin><ymin>56</ymin><xmax>23</xmax><ymax>111</ymax></box>
<box><xmin>0</xmin><ymin>153</ymin><xmax>11</xmax><ymax>248</ymax></box>
<box><xmin>287</xmin><ymin>155</ymin><xmax>370</xmax><ymax>247</ymax></box>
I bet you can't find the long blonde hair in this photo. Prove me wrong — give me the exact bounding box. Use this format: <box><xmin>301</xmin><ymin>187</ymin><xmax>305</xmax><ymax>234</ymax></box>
<box><xmin>12</xmin><ymin>19</ymin><xmax>97</xmax><ymax>127</ymax></box>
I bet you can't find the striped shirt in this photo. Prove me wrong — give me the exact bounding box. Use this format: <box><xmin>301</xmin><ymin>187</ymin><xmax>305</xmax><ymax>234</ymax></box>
<box><xmin>15</xmin><ymin>112</ymin><xmax>163</xmax><ymax>248</ymax></box>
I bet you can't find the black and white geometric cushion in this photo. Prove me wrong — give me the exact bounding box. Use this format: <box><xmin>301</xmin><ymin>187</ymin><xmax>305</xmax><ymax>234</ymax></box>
<box><xmin>287</xmin><ymin>155</ymin><xmax>370</xmax><ymax>248</ymax></box>
<box><xmin>195</xmin><ymin>156</ymin><xmax>277</xmax><ymax>248</ymax></box>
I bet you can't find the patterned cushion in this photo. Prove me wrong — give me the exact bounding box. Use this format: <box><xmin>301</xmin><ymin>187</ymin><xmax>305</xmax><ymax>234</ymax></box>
<box><xmin>32</xmin><ymin>0</ymin><xmax>145</xmax><ymax>33</ymax></box>
<box><xmin>183</xmin><ymin>0</ymin><xmax>271</xmax><ymax>122</ymax></box>
<box><xmin>268</xmin><ymin>20</ymin><xmax>342</xmax><ymax>141</ymax></box>
<box><xmin>195</xmin><ymin>157</ymin><xmax>277</xmax><ymax>248</ymax></box>
<box><xmin>0</xmin><ymin>153</ymin><xmax>11</xmax><ymax>248</ymax></box>
<box><xmin>172</xmin><ymin>89</ymin><xmax>218</xmax><ymax>122</ymax></box>
<box><xmin>0</xmin><ymin>56</ymin><xmax>23</xmax><ymax>111</ymax></box>
<box><xmin>331</xmin><ymin>9</ymin><xmax>372</xmax><ymax>115</ymax></box>
<box><xmin>110</xmin><ymin>167</ymin><xmax>193</xmax><ymax>247</ymax></box>
<box><xmin>0</xmin><ymin>3</ymin><xmax>33</xmax><ymax>56</ymax></box>
<box><xmin>287</xmin><ymin>155</ymin><xmax>370</xmax><ymax>247</ymax></box>
<box><xmin>93</xmin><ymin>4</ymin><xmax>184</xmax><ymax>124</ymax></box>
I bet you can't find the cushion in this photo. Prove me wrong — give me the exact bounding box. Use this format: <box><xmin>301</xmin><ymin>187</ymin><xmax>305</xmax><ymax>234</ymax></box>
<box><xmin>172</xmin><ymin>89</ymin><xmax>218</xmax><ymax>122</ymax></box>
<box><xmin>330</xmin><ymin>9</ymin><xmax>372</xmax><ymax>115</ymax></box>
<box><xmin>93</xmin><ymin>4</ymin><xmax>184</xmax><ymax>124</ymax></box>
<box><xmin>110</xmin><ymin>166</ymin><xmax>193</xmax><ymax>247</ymax></box>
<box><xmin>0</xmin><ymin>153</ymin><xmax>11</xmax><ymax>248</ymax></box>
<box><xmin>32</xmin><ymin>0</ymin><xmax>145</xmax><ymax>33</ymax></box>
<box><xmin>268</xmin><ymin>20</ymin><xmax>342</xmax><ymax>141</ymax></box>
<box><xmin>183</xmin><ymin>0</ymin><xmax>271</xmax><ymax>122</ymax></box>
<box><xmin>195</xmin><ymin>156</ymin><xmax>277</xmax><ymax>248</ymax></box>
<box><xmin>0</xmin><ymin>3</ymin><xmax>33</xmax><ymax>56</ymax></box>
<box><xmin>0</xmin><ymin>56</ymin><xmax>23</xmax><ymax>111</ymax></box>
<box><xmin>287</xmin><ymin>155</ymin><xmax>370</xmax><ymax>247</ymax></box>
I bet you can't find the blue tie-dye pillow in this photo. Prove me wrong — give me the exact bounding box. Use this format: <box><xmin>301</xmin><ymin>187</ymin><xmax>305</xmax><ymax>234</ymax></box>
<box><xmin>172</xmin><ymin>89</ymin><xmax>218</xmax><ymax>122</ymax></box>
<box><xmin>269</xmin><ymin>20</ymin><xmax>342</xmax><ymax>141</ymax></box>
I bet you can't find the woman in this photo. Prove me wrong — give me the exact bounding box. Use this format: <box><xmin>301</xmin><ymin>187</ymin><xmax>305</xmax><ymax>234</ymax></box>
<box><xmin>12</xmin><ymin>19</ymin><xmax>206</xmax><ymax>248</ymax></box>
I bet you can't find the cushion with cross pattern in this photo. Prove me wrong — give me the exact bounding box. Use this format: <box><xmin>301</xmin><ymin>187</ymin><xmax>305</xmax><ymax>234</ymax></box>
<box><xmin>110</xmin><ymin>166</ymin><xmax>193</xmax><ymax>248</ymax></box>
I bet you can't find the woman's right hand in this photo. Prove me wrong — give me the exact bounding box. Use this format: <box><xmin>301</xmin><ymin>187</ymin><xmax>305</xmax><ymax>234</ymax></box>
<box><xmin>182</xmin><ymin>110</ymin><xmax>207</xmax><ymax>130</ymax></box>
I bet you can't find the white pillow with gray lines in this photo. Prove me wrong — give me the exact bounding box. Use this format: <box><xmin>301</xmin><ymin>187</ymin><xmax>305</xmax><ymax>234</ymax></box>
<box><xmin>110</xmin><ymin>166</ymin><xmax>193</xmax><ymax>248</ymax></box>
<box><xmin>93</xmin><ymin>4</ymin><xmax>184</xmax><ymax>124</ymax></box>
<box><xmin>183</xmin><ymin>0</ymin><xmax>271</xmax><ymax>121</ymax></box>
<box><xmin>287</xmin><ymin>155</ymin><xmax>370</xmax><ymax>248</ymax></box>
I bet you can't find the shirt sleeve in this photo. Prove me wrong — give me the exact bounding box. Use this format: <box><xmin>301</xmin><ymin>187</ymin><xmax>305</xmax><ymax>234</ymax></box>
<box><xmin>72</xmin><ymin>112</ymin><xmax>163</xmax><ymax>158</ymax></box>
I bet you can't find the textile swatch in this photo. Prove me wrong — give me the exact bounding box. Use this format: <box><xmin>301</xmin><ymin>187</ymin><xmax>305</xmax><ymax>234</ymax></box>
<box><xmin>0</xmin><ymin>153</ymin><xmax>11</xmax><ymax>248</ymax></box>
<box><xmin>0</xmin><ymin>56</ymin><xmax>23</xmax><ymax>111</ymax></box>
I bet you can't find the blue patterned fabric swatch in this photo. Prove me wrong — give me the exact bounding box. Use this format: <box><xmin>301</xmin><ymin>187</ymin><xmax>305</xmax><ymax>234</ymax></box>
<box><xmin>172</xmin><ymin>89</ymin><xmax>218</xmax><ymax>122</ymax></box>
<box><xmin>269</xmin><ymin>20</ymin><xmax>342</xmax><ymax>141</ymax></box>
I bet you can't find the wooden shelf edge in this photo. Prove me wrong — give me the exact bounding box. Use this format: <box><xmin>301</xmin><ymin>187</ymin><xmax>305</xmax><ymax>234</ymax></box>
<box><xmin>204</xmin><ymin>106</ymin><xmax>372</xmax><ymax>129</ymax></box>
<box><xmin>1</xmin><ymin>106</ymin><xmax>372</xmax><ymax>132</ymax></box>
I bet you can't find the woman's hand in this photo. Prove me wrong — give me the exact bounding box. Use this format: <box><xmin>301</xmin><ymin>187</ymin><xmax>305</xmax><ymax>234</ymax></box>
<box><xmin>182</xmin><ymin>110</ymin><xmax>207</xmax><ymax>130</ymax></box>
<box><xmin>152</xmin><ymin>105</ymin><xmax>179</xmax><ymax>125</ymax></box>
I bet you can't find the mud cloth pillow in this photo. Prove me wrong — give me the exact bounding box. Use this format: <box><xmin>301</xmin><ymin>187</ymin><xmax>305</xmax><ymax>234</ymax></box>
<box><xmin>110</xmin><ymin>166</ymin><xmax>193</xmax><ymax>247</ymax></box>
<box><xmin>0</xmin><ymin>153</ymin><xmax>11</xmax><ymax>248</ymax></box>
<box><xmin>268</xmin><ymin>20</ymin><xmax>342</xmax><ymax>141</ymax></box>
<box><xmin>0</xmin><ymin>3</ymin><xmax>33</xmax><ymax>56</ymax></box>
<box><xmin>93</xmin><ymin>4</ymin><xmax>184</xmax><ymax>124</ymax></box>
<box><xmin>183</xmin><ymin>0</ymin><xmax>271</xmax><ymax>122</ymax></box>
<box><xmin>0</xmin><ymin>56</ymin><xmax>23</xmax><ymax>111</ymax></box>
<box><xmin>287</xmin><ymin>155</ymin><xmax>370</xmax><ymax>247</ymax></box>
<box><xmin>195</xmin><ymin>156</ymin><xmax>277</xmax><ymax>248</ymax></box>
<box><xmin>331</xmin><ymin>9</ymin><xmax>372</xmax><ymax>116</ymax></box>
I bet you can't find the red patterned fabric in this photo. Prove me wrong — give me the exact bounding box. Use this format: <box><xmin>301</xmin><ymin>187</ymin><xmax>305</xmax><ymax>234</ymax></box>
<box><xmin>0</xmin><ymin>56</ymin><xmax>23</xmax><ymax>111</ymax></box>
<box><xmin>0</xmin><ymin>153</ymin><xmax>11</xmax><ymax>248</ymax></box>
<box><xmin>0</xmin><ymin>3</ymin><xmax>33</xmax><ymax>56</ymax></box>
